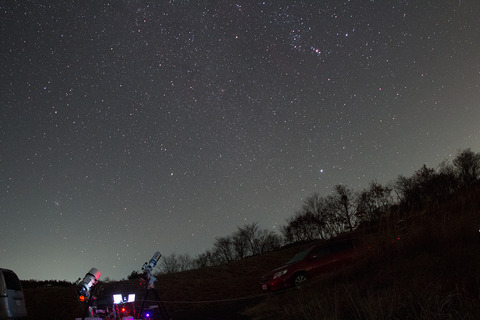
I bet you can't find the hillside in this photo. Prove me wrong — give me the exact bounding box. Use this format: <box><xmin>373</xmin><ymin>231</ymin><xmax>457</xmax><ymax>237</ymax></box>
<box><xmin>23</xmin><ymin>184</ymin><xmax>480</xmax><ymax>319</ymax></box>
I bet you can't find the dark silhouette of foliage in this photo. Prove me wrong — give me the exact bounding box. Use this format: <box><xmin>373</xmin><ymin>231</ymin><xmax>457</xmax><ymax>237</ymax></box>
<box><xmin>127</xmin><ymin>270</ymin><xmax>143</xmax><ymax>280</ymax></box>
<box><xmin>327</xmin><ymin>185</ymin><xmax>357</xmax><ymax>233</ymax></box>
<box><xmin>193</xmin><ymin>250</ymin><xmax>216</xmax><ymax>268</ymax></box>
<box><xmin>281</xmin><ymin>192</ymin><xmax>338</xmax><ymax>244</ymax></box>
<box><xmin>21</xmin><ymin>279</ymin><xmax>73</xmax><ymax>289</ymax></box>
<box><xmin>232</xmin><ymin>222</ymin><xmax>281</xmax><ymax>257</ymax></box>
<box><xmin>282</xmin><ymin>210</ymin><xmax>320</xmax><ymax>243</ymax></box>
<box><xmin>252</xmin><ymin>228</ymin><xmax>282</xmax><ymax>254</ymax></box>
<box><xmin>394</xmin><ymin>165</ymin><xmax>452</xmax><ymax>210</ymax></box>
<box><xmin>191</xmin><ymin>223</ymin><xmax>282</xmax><ymax>267</ymax></box>
<box><xmin>282</xmin><ymin>148</ymin><xmax>479</xmax><ymax>245</ymax></box>
<box><xmin>282</xmin><ymin>189</ymin><xmax>359</xmax><ymax>244</ymax></box>
<box><xmin>301</xmin><ymin>193</ymin><xmax>336</xmax><ymax>239</ymax></box>
<box><xmin>393</xmin><ymin>149</ymin><xmax>480</xmax><ymax>211</ymax></box>
<box><xmin>160</xmin><ymin>253</ymin><xmax>194</xmax><ymax>274</ymax></box>
<box><xmin>356</xmin><ymin>181</ymin><xmax>393</xmax><ymax>223</ymax></box>
<box><xmin>397</xmin><ymin>165</ymin><xmax>431</xmax><ymax>209</ymax></box>
<box><xmin>213</xmin><ymin>235</ymin><xmax>236</xmax><ymax>264</ymax></box>
<box><xmin>453</xmin><ymin>148</ymin><xmax>480</xmax><ymax>187</ymax></box>
<box><xmin>159</xmin><ymin>148</ymin><xmax>480</xmax><ymax>271</ymax></box>
<box><xmin>232</xmin><ymin>222</ymin><xmax>258</xmax><ymax>259</ymax></box>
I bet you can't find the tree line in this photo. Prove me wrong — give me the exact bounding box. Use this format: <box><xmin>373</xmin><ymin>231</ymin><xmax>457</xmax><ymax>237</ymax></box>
<box><xmin>128</xmin><ymin>148</ymin><xmax>480</xmax><ymax>277</ymax></box>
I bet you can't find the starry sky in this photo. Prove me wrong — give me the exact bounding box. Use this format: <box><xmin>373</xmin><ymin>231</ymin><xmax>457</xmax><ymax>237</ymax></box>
<box><xmin>1</xmin><ymin>0</ymin><xmax>479</xmax><ymax>281</ymax></box>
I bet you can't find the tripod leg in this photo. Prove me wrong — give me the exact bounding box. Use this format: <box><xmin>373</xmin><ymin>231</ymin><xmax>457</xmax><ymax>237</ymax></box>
<box><xmin>152</xmin><ymin>289</ymin><xmax>171</xmax><ymax>320</ymax></box>
<box><xmin>82</xmin><ymin>296</ymin><xmax>93</xmax><ymax>320</ymax></box>
<box><xmin>138</xmin><ymin>288</ymin><xmax>150</xmax><ymax>317</ymax></box>
<box><xmin>138</xmin><ymin>288</ymin><xmax>170</xmax><ymax>320</ymax></box>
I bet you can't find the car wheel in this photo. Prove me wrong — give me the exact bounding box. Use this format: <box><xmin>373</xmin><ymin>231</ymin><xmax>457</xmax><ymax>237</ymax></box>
<box><xmin>293</xmin><ymin>272</ymin><xmax>309</xmax><ymax>287</ymax></box>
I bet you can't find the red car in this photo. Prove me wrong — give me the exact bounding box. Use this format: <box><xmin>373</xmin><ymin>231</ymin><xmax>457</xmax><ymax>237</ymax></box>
<box><xmin>260</xmin><ymin>238</ymin><xmax>357</xmax><ymax>291</ymax></box>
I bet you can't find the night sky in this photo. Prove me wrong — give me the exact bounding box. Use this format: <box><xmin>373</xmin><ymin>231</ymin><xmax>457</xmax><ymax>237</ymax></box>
<box><xmin>1</xmin><ymin>0</ymin><xmax>479</xmax><ymax>281</ymax></box>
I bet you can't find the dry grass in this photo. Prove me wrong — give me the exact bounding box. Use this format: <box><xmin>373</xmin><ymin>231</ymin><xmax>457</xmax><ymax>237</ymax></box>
<box><xmin>23</xmin><ymin>185</ymin><xmax>480</xmax><ymax>319</ymax></box>
<box><xmin>244</xmin><ymin>184</ymin><xmax>480</xmax><ymax>320</ymax></box>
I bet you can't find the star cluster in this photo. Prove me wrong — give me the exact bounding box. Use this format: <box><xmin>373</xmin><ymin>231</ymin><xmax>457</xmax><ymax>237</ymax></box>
<box><xmin>1</xmin><ymin>0</ymin><xmax>479</xmax><ymax>281</ymax></box>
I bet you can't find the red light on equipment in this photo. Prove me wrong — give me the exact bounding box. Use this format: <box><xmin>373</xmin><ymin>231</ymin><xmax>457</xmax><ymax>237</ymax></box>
<box><xmin>79</xmin><ymin>295</ymin><xmax>86</xmax><ymax>302</ymax></box>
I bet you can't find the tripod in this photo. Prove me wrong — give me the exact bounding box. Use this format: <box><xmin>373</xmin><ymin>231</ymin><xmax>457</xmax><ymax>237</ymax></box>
<box><xmin>138</xmin><ymin>286</ymin><xmax>171</xmax><ymax>320</ymax></box>
<box><xmin>80</xmin><ymin>289</ymin><xmax>97</xmax><ymax>320</ymax></box>
<box><xmin>138</xmin><ymin>252</ymin><xmax>171</xmax><ymax>319</ymax></box>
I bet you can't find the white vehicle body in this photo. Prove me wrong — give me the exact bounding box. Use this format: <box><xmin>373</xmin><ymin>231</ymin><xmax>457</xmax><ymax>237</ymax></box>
<box><xmin>0</xmin><ymin>268</ymin><xmax>28</xmax><ymax>319</ymax></box>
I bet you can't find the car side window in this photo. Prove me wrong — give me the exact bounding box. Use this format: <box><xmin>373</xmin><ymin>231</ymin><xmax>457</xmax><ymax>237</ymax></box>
<box><xmin>310</xmin><ymin>246</ymin><xmax>330</xmax><ymax>259</ymax></box>
<box><xmin>330</xmin><ymin>240</ymin><xmax>354</xmax><ymax>253</ymax></box>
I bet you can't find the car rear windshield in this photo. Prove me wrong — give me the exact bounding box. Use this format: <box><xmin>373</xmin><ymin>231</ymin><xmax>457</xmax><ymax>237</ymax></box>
<box><xmin>2</xmin><ymin>271</ymin><xmax>22</xmax><ymax>291</ymax></box>
<box><xmin>287</xmin><ymin>240</ymin><xmax>355</xmax><ymax>263</ymax></box>
<box><xmin>286</xmin><ymin>247</ymin><xmax>312</xmax><ymax>264</ymax></box>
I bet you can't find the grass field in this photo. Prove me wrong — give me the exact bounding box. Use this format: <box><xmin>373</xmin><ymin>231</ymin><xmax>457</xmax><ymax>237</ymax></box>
<box><xmin>23</xmin><ymin>184</ymin><xmax>480</xmax><ymax>319</ymax></box>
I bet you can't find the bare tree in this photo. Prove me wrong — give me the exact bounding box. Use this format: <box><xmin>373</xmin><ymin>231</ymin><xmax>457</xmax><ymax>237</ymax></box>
<box><xmin>326</xmin><ymin>185</ymin><xmax>357</xmax><ymax>232</ymax></box>
<box><xmin>160</xmin><ymin>253</ymin><xmax>181</xmax><ymax>274</ymax></box>
<box><xmin>177</xmin><ymin>254</ymin><xmax>193</xmax><ymax>271</ymax></box>
<box><xmin>393</xmin><ymin>166</ymin><xmax>435</xmax><ymax>210</ymax></box>
<box><xmin>251</xmin><ymin>228</ymin><xmax>282</xmax><ymax>255</ymax></box>
<box><xmin>193</xmin><ymin>250</ymin><xmax>215</xmax><ymax>268</ymax></box>
<box><xmin>232</xmin><ymin>222</ymin><xmax>282</xmax><ymax>258</ymax></box>
<box><xmin>356</xmin><ymin>181</ymin><xmax>393</xmax><ymax>223</ymax></box>
<box><xmin>302</xmin><ymin>193</ymin><xmax>336</xmax><ymax>239</ymax></box>
<box><xmin>281</xmin><ymin>193</ymin><xmax>339</xmax><ymax>244</ymax></box>
<box><xmin>281</xmin><ymin>210</ymin><xmax>319</xmax><ymax>243</ymax></box>
<box><xmin>232</xmin><ymin>229</ymin><xmax>249</xmax><ymax>260</ymax></box>
<box><xmin>437</xmin><ymin>160</ymin><xmax>459</xmax><ymax>196</ymax></box>
<box><xmin>232</xmin><ymin>222</ymin><xmax>259</xmax><ymax>259</ymax></box>
<box><xmin>213</xmin><ymin>235</ymin><xmax>235</xmax><ymax>263</ymax></box>
<box><xmin>453</xmin><ymin>148</ymin><xmax>480</xmax><ymax>187</ymax></box>
<box><xmin>159</xmin><ymin>253</ymin><xmax>193</xmax><ymax>273</ymax></box>
<box><xmin>393</xmin><ymin>174</ymin><xmax>415</xmax><ymax>206</ymax></box>
<box><xmin>394</xmin><ymin>163</ymin><xmax>460</xmax><ymax>210</ymax></box>
<box><xmin>280</xmin><ymin>222</ymin><xmax>297</xmax><ymax>244</ymax></box>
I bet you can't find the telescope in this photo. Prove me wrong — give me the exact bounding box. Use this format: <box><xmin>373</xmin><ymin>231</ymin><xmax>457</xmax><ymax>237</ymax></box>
<box><xmin>77</xmin><ymin>268</ymin><xmax>101</xmax><ymax>301</ymax></box>
<box><xmin>141</xmin><ymin>252</ymin><xmax>161</xmax><ymax>289</ymax></box>
<box><xmin>142</xmin><ymin>251</ymin><xmax>161</xmax><ymax>274</ymax></box>
<box><xmin>138</xmin><ymin>252</ymin><xmax>170</xmax><ymax>319</ymax></box>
